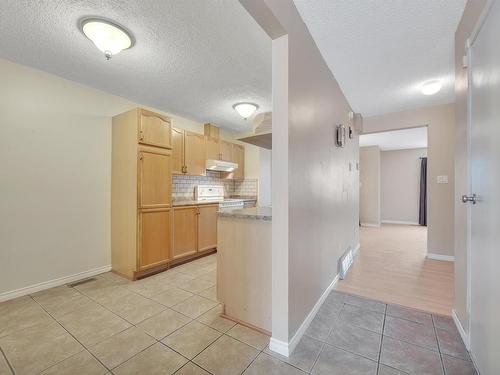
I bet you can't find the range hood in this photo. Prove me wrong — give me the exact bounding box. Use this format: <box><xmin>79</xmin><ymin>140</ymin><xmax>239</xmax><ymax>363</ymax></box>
<box><xmin>206</xmin><ymin>159</ymin><xmax>238</xmax><ymax>172</ymax></box>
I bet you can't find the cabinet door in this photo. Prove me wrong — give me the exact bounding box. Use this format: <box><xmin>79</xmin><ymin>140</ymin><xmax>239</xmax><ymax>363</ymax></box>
<box><xmin>232</xmin><ymin>144</ymin><xmax>245</xmax><ymax>179</ymax></box>
<box><xmin>198</xmin><ymin>205</ymin><xmax>218</xmax><ymax>252</ymax></box>
<box><xmin>173</xmin><ymin>206</ymin><xmax>198</xmax><ymax>259</ymax></box>
<box><xmin>138</xmin><ymin>149</ymin><xmax>172</xmax><ymax>208</ymax></box>
<box><xmin>138</xmin><ymin>208</ymin><xmax>172</xmax><ymax>270</ymax></box>
<box><xmin>139</xmin><ymin>110</ymin><xmax>172</xmax><ymax>149</ymax></box>
<box><xmin>206</xmin><ymin>137</ymin><xmax>220</xmax><ymax>160</ymax></box>
<box><xmin>172</xmin><ymin>127</ymin><xmax>185</xmax><ymax>175</ymax></box>
<box><xmin>185</xmin><ymin>131</ymin><xmax>206</xmax><ymax>176</ymax></box>
<box><xmin>220</xmin><ymin>140</ymin><xmax>233</xmax><ymax>161</ymax></box>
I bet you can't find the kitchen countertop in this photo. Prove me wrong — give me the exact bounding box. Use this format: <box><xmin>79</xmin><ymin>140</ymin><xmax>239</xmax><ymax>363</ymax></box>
<box><xmin>172</xmin><ymin>197</ymin><xmax>257</xmax><ymax>207</ymax></box>
<box><xmin>218</xmin><ymin>206</ymin><xmax>271</xmax><ymax>221</ymax></box>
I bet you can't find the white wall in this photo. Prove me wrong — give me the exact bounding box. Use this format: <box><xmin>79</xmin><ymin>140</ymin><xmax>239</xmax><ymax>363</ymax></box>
<box><xmin>0</xmin><ymin>58</ymin><xmax>260</xmax><ymax>298</ymax></box>
<box><xmin>381</xmin><ymin>148</ymin><xmax>427</xmax><ymax>224</ymax></box>
<box><xmin>363</xmin><ymin>104</ymin><xmax>455</xmax><ymax>257</ymax></box>
<box><xmin>258</xmin><ymin>148</ymin><xmax>272</xmax><ymax>206</ymax></box>
<box><xmin>359</xmin><ymin>146</ymin><xmax>381</xmax><ymax>226</ymax></box>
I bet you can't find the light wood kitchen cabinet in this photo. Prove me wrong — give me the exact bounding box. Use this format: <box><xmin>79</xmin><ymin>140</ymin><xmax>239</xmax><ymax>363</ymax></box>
<box><xmin>138</xmin><ymin>148</ymin><xmax>172</xmax><ymax>208</ymax></box>
<box><xmin>111</xmin><ymin>108</ymin><xmax>173</xmax><ymax>280</ymax></box>
<box><xmin>220</xmin><ymin>140</ymin><xmax>233</xmax><ymax>161</ymax></box>
<box><xmin>198</xmin><ymin>205</ymin><xmax>218</xmax><ymax>251</ymax></box>
<box><xmin>139</xmin><ymin>109</ymin><xmax>172</xmax><ymax>149</ymax></box>
<box><xmin>185</xmin><ymin>131</ymin><xmax>206</xmax><ymax>175</ymax></box>
<box><xmin>171</xmin><ymin>127</ymin><xmax>184</xmax><ymax>174</ymax></box>
<box><xmin>206</xmin><ymin>136</ymin><xmax>220</xmax><ymax>160</ymax></box>
<box><xmin>138</xmin><ymin>208</ymin><xmax>172</xmax><ymax>270</ymax></box>
<box><xmin>232</xmin><ymin>144</ymin><xmax>245</xmax><ymax>179</ymax></box>
<box><xmin>171</xmin><ymin>128</ymin><xmax>206</xmax><ymax>176</ymax></box>
<box><xmin>173</xmin><ymin>206</ymin><xmax>198</xmax><ymax>259</ymax></box>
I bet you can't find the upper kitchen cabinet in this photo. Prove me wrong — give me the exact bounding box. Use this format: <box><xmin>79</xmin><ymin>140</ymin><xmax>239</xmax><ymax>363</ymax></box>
<box><xmin>220</xmin><ymin>140</ymin><xmax>233</xmax><ymax>161</ymax></box>
<box><xmin>206</xmin><ymin>136</ymin><xmax>220</xmax><ymax>160</ymax></box>
<box><xmin>171</xmin><ymin>127</ymin><xmax>206</xmax><ymax>176</ymax></box>
<box><xmin>139</xmin><ymin>109</ymin><xmax>172</xmax><ymax>149</ymax></box>
<box><xmin>232</xmin><ymin>144</ymin><xmax>245</xmax><ymax>179</ymax></box>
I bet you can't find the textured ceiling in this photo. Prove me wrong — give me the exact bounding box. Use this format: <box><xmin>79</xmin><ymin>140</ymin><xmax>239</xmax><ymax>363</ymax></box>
<box><xmin>360</xmin><ymin>127</ymin><xmax>428</xmax><ymax>151</ymax></box>
<box><xmin>0</xmin><ymin>0</ymin><xmax>271</xmax><ymax>131</ymax></box>
<box><xmin>294</xmin><ymin>0</ymin><xmax>466</xmax><ymax>116</ymax></box>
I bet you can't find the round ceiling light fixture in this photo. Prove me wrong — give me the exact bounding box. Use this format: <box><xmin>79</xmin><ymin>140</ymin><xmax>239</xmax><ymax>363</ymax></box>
<box><xmin>81</xmin><ymin>18</ymin><xmax>133</xmax><ymax>60</ymax></box>
<box><xmin>421</xmin><ymin>80</ymin><xmax>442</xmax><ymax>96</ymax></box>
<box><xmin>233</xmin><ymin>102</ymin><xmax>259</xmax><ymax>119</ymax></box>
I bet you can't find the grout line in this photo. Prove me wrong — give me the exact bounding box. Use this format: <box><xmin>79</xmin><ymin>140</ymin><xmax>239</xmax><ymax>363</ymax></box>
<box><xmin>0</xmin><ymin>346</ymin><xmax>15</xmax><ymax>375</ymax></box>
<box><xmin>376</xmin><ymin>305</ymin><xmax>387</xmax><ymax>373</ymax></box>
<box><xmin>432</xmin><ymin>315</ymin><xmax>447</xmax><ymax>375</ymax></box>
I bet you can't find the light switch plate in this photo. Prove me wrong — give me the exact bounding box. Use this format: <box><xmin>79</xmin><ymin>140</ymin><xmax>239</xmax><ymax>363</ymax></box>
<box><xmin>437</xmin><ymin>175</ymin><xmax>448</xmax><ymax>184</ymax></box>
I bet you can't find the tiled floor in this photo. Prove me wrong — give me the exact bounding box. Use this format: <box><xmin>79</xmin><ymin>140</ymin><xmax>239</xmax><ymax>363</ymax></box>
<box><xmin>0</xmin><ymin>254</ymin><xmax>475</xmax><ymax>374</ymax></box>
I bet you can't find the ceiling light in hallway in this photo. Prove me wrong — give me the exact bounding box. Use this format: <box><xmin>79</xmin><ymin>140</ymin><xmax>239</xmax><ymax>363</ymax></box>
<box><xmin>421</xmin><ymin>80</ymin><xmax>442</xmax><ymax>95</ymax></box>
<box><xmin>81</xmin><ymin>18</ymin><xmax>133</xmax><ymax>60</ymax></box>
<box><xmin>233</xmin><ymin>103</ymin><xmax>258</xmax><ymax>119</ymax></box>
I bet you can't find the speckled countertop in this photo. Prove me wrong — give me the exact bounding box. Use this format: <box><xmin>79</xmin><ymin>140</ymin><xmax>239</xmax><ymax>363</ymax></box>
<box><xmin>172</xmin><ymin>197</ymin><xmax>257</xmax><ymax>207</ymax></box>
<box><xmin>218</xmin><ymin>206</ymin><xmax>272</xmax><ymax>221</ymax></box>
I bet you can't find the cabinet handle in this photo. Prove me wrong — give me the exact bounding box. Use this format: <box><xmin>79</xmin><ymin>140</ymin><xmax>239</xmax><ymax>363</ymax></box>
<box><xmin>139</xmin><ymin>130</ymin><xmax>144</xmax><ymax>141</ymax></box>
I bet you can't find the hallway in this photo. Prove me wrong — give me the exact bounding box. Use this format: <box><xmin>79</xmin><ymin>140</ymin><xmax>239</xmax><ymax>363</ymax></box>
<box><xmin>336</xmin><ymin>225</ymin><xmax>454</xmax><ymax>316</ymax></box>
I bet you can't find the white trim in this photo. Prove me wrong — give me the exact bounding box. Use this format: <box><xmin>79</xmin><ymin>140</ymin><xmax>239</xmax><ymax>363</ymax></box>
<box><xmin>270</xmin><ymin>273</ymin><xmax>340</xmax><ymax>357</ymax></box>
<box><xmin>353</xmin><ymin>243</ymin><xmax>360</xmax><ymax>256</ymax></box>
<box><xmin>426</xmin><ymin>253</ymin><xmax>455</xmax><ymax>262</ymax></box>
<box><xmin>381</xmin><ymin>220</ymin><xmax>420</xmax><ymax>226</ymax></box>
<box><xmin>360</xmin><ymin>222</ymin><xmax>380</xmax><ymax>228</ymax></box>
<box><xmin>0</xmin><ymin>265</ymin><xmax>111</xmax><ymax>302</ymax></box>
<box><xmin>452</xmin><ymin>309</ymin><xmax>470</xmax><ymax>350</ymax></box>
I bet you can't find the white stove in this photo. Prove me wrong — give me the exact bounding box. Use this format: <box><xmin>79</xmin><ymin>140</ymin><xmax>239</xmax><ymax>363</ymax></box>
<box><xmin>194</xmin><ymin>185</ymin><xmax>244</xmax><ymax>209</ymax></box>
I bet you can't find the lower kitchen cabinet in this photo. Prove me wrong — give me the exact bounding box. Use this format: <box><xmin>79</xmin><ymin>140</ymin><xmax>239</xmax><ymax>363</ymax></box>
<box><xmin>138</xmin><ymin>208</ymin><xmax>172</xmax><ymax>270</ymax></box>
<box><xmin>198</xmin><ymin>204</ymin><xmax>218</xmax><ymax>251</ymax></box>
<box><xmin>173</xmin><ymin>206</ymin><xmax>198</xmax><ymax>259</ymax></box>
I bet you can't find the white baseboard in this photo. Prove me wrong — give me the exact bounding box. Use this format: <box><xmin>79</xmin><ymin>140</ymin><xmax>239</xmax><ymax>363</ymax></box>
<box><xmin>353</xmin><ymin>243</ymin><xmax>360</xmax><ymax>256</ymax></box>
<box><xmin>452</xmin><ymin>309</ymin><xmax>470</xmax><ymax>350</ymax></box>
<box><xmin>381</xmin><ymin>220</ymin><xmax>420</xmax><ymax>225</ymax></box>
<box><xmin>269</xmin><ymin>273</ymin><xmax>340</xmax><ymax>357</ymax></box>
<box><xmin>0</xmin><ymin>265</ymin><xmax>112</xmax><ymax>303</ymax></box>
<box><xmin>360</xmin><ymin>222</ymin><xmax>380</xmax><ymax>228</ymax></box>
<box><xmin>426</xmin><ymin>253</ymin><xmax>455</xmax><ymax>262</ymax></box>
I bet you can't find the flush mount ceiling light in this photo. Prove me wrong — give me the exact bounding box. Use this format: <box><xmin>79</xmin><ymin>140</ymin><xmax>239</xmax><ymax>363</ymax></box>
<box><xmin>421</xmin><ymin>80</ymin><xmax>442</xmax><ymax>95</ymax></box>
<box><xmin>81</xmin><ymin>18</ymin><xmax>133</xmax><ymax>60</ymax></box>
<box><xmin>233</xmin><ymin>103</ymin><xmax>259</xmax><ymax>119</ymax></box>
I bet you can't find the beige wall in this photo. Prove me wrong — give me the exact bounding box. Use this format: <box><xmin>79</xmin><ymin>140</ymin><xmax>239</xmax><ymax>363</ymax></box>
<box><xmin>359</xmin><ymin>146</ymin><xmax>381</xmax><ymax>226</ymax></box>
<box><xmin>0</xmin><ymin>58</ymin><xmax>259</xmax><ymax>298</ymax></box>
<box><xmin>381</xmin><ymin>148</ymin><xmax>428</xmax><ymax>224</ymax></box>
<box><xmin>363</xmin><ymin>104</ymin><xmax>455</xmax><ymax>256</ymax></box>
<box><xmin>453</xmin><ymin>0</ymin><xmax>487</xmax><ymax>333</ymax></box>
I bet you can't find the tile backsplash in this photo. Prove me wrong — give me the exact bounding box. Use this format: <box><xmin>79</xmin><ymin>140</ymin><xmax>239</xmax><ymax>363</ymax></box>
<box><xmin>172</xmin><ymin>171</ymin><xmax>257</xmax><ymax>200</ymax></box>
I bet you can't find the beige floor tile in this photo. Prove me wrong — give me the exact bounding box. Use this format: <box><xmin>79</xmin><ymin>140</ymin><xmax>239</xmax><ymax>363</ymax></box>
<box><xmin>32</xmin><ymin>286</ymin><xmax>94</xmax><ymax>319</ymax></box>
<box><xmin>171</xmin><ymin>295</ymin><xmax>218</xmax><ymax>319</ymax></box>
<box><xmin>197</xmin><ymin>286</ymin><xmax>218</xmax><ymax>301</ymax></box>
<box><xmin>0</xmin><ymin>352</ymin><xmax>12</xmax><ymax>375</ymax></box>
<box><xmin>57</xmin><ymin>301</ymin><xmax>131</xmax><ymax>346</ymax></box>
<box><xmin>127</xmin><ymin>278</ymin><xmax>176</xmax><ymax>298</ymax></box>
<box><xmin>227</xmin><ymin>324</ymin><xmax>270</xmax><ymax>350</ymax></box>
<box><xmin>162</xmin><ymin>321</ymin><xmax>221</xmax><ymax>359</ymax></box>
<box><xmin>137</xmin><ymin>308</ymin><xmax>191</xmax><ymax>339</ymax></box>
<box><xmin>74</xmin><ymin>276</ymin><xmax>128</xmax><ymax>294</ymax></box>
<box><xmin>151</xmin><ymin>288</ymin><xmax>194</xmax><ymax>307</ymax></box>
<box><xmin>243</xmin><ymin>352</ymin><xmax>306</xmax><ymax>375</ymax></box>
<box><xmin>0</xmin><ymin>322</ymin><xmax>83</xmax><ymax>375</ymax></box>
<box><xmin>177</xmin><ymin>278</ymin><xmax>215</xmax><ymax>294</ymax></box>
<box><xmin>88</xmin><ymin>327</ymin><xmax>155</xmax><ymax>369</ymax></box>
<box><xmin>40</xmin><ymin>350</ymin><xmax>107</xmax><ymax>375</ymax></box>
<box><xmin>0</xmin><ymin>297</ymin><xmax>54</xmax><ymax>338</ymax></box>
<box><xmin>113</xmin><ymin>343</ymin><xmax>187</xmax><ymax>375</ymax></box>
<box><xmin>83</xmin><ymin>284</ymin><xmax>132</xmax><ymax>305</ymax></box>
<box><xmin>194</xmin><ymin>335</ymin><xmax>259</xmax><ymax>375</ymax></box>
<box><xmin>175</xmin><ymin>362</ymin><xmax>211</xmax><ymax>375</ymax></box>
<box><xmin>197</xmin><ymin>305</ymin><xmax>236</xmax><ymax>333</ymax></box>
<box><xmin>100</xmin><ymin>293</ymin><xmax>166</xmax><ymax>324</ymax></box>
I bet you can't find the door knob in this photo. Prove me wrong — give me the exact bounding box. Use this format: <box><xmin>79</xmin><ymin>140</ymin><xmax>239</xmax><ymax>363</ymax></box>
<box><xmin>461</xmin><ymin>194</ymin><xmax>477</xmax><ymax>204</ymax></box>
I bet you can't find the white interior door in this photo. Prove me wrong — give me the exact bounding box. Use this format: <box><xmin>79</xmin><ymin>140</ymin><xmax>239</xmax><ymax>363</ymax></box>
<box><xmin>469</xmin><ymin>1</ymin><xmax>500</xmax><ymax>374</ymax></box>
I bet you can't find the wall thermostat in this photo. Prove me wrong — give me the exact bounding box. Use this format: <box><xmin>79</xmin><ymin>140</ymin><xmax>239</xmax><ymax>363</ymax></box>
<box><xmin>336</xmin><ymin>124</ymin><xmax>346</xmax><ymax>147</ymax></box>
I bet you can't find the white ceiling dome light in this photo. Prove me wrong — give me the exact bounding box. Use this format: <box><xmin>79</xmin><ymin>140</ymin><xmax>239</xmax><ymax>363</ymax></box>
<box><xmin>81</xmin><ymin>18</ymin><xmax>133</xmax><ymax>60</ymax></box>
<box><xmin>421</xmin><ymin>80</ymin><xmax>442</xmax><ymax>95</ymax></box>
<box><xmin>233</xmin><ymin>103</ymin><xmax>258</xmax><ymax>119</ymax></box>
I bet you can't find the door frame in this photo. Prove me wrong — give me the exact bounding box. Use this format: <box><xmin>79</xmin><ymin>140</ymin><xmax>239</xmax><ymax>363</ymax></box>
<box><xmin>464</xmin><ymin>0</ymin><xmax>496</xmax><ymax>358</ymax></box>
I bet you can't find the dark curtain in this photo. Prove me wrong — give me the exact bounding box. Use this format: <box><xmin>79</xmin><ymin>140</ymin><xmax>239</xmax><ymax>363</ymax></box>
<box><xmin>419</xmin><ymin>157</ymin><xmax>427</xmax><ymax>226</ymax></box>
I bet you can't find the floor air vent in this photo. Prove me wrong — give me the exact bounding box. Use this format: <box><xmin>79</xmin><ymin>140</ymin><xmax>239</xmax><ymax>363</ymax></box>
<box><xmin>67</xmin><ymin>278</ymin><xmax>97</xmax><ymax>288</ymax></box>
<box><xmin>338</xmin><ymin>246</ymin><xmax>354</xmax><ymax>280</ymax></box>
